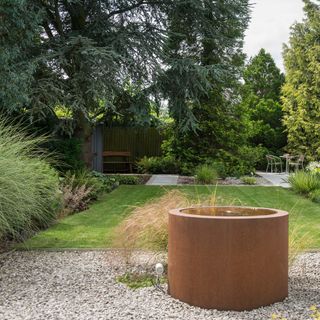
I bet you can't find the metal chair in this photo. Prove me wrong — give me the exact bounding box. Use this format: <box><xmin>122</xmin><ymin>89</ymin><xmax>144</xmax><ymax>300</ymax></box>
<box><xmin>288</xmin><ymin>154</ymin><xmax>304</xmax><ymax>171</ymax></box>
<box><xmin>266</xmin><ymin>155</ymin><xmax>283</xmax><ymax>173</ymax></box>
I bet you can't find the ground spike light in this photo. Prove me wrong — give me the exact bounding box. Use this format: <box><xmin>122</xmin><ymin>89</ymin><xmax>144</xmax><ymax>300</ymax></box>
<box><xmin>155</xmin><ymin>263</ymin><xmax>164</xmax><ymax>276</ymax></box>
<box><xmin>153</xmin><ymin>263</ymin><xmax>165</xmax><ymax>292</ymax></box>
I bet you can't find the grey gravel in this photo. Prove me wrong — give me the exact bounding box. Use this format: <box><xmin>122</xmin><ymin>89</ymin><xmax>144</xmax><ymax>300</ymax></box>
<box><xmin>0</xmin><ymin>250</ymin><xmax>319</xmax><ymax>320</ymax></box>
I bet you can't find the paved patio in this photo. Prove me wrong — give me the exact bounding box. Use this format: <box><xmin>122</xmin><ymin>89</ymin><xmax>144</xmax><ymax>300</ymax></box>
<box><xmin>256</xmin><ymin>171</ymin><xmax>290</xmax><ymax>188</ymax></box>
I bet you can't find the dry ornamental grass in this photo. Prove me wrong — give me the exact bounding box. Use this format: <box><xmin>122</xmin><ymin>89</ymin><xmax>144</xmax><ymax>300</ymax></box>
<box><xmin>114</xmin><ymin>189</ymin><xmax>310</xmax><ymax>267</ymax></box>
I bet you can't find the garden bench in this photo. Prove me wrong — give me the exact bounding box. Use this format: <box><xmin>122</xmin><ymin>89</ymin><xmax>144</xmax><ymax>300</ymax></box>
<box><xmin>103</xmin><ymin>151</ymin><xmax>133</xmax><ymax>173</ymax></box>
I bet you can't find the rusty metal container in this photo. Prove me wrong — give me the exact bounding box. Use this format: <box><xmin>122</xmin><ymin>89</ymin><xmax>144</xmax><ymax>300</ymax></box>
<box><xmin>168</xmin><ymin>206</ymin><xmax>288</xmax><ymax>311</ymax></box>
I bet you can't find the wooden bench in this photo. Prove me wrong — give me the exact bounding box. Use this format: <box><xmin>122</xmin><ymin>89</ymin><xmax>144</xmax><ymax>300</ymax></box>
<box><xmin>103</xmin><ymin>151</ymin><xmax>133</xmax><ymax>173</ymax></box>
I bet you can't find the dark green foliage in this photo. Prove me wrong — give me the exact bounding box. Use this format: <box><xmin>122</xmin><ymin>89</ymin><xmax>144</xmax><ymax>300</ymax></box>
<box><xmin>213</xmin><ymin>146</ymin><xmax>266</xmax><ymax>177</ymax></box>
<box><xmin>106</xmin><ymin>175</ymin><xmax>140</xmax><ymax>185</ymax></box>
<box><xmin>162</xmin><ymin>0</ymin><xmax>250</xmax><ymax>130</ymax></box>
<box><xmin>103</xmin><ymin>85</ymin><xmax>161</xmax><ymax>128</ymax></box>
<box><xmin>49</xmin><ymin>137</ymin><xmax>84</xmax><ymax>172</ymax></box>
<box><xmin>243</xmin><ymin>49</ymin><xmax>284</xmax><ymax>101</ymax></box>
<box><xmin>0</xmin><ymin>0</ymin><xmax>250</xmax><ymax>167</ymax></box>
<box><xmin>163</xmin><ymin>97</ymin><xmax>254</xmax><ymax>176</ymax></box>
<box><xmin>137</xmin><ymin>156</ymin><xmax>182</xmax><ymax>174</ymax></box>
<box><xmin>0</xmin><ymin>0</ymin><xmax>41</xmax><ymax>112</ymax></box>
<box><xmin>282</xmin><ymin>0</ymin><xmax>320</xmax><ymax>160</ymax></box>
<box><xmin>241</xmin><ymin>49</ymin><xmax>286</xmax><ymax>152</ymax></box>
<box><xmin>161</xmin><ymin>0</ymin><xmax>252</xmax><ymax>175</ymax></box>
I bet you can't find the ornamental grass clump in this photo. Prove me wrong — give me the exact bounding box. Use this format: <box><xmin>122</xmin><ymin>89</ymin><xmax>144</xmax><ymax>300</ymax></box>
<box><xmin>114</xmin><ymin>190</ymin><xmax>189</xmax><ymax>255</ymax></box>
<box><xmin>241</xmin><ymin>176</ymin><xmax>257</xmax><ymax>185</ymax></box>
<box><xmin>114</xmin><ymin>189</ymin><xmax>225</xmax><ymax>263</ymax></box>
<box><xmin>288</xmin><ymin>171</ymin><xmax>320</xmax><ymax>195</ymax></box>
<box><xmin>0</xmin><ymin>120</ymin><xmax>61</xmax><ymax>241</ymax></box>
<box><xmin>195</xmin><ymin>164</ymin><xmax>218</xmax><ymax>184</ymax></box>
<box><xmin>289</xmin><ymin>222</ymin><xmax>313</xmax><ymax>268</ymax></box>
<box><xmin>115</xmin><ymin>189</ymin><xmax>310</xmax><ymax>269</ymax></box>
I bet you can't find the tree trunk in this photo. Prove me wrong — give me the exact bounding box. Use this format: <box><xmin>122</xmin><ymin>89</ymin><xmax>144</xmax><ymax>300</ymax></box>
<box><xmin>74</xmin><ymin>111</ymin><xmax>93</xmax><ymax>169</ymax></box>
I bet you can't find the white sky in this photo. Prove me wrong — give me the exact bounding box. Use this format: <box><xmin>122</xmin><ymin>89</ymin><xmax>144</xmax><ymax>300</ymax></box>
<box><xmin>244</xmin><ymin>0</ymin><xmax>305</xmax><ymax>71</ymax></box>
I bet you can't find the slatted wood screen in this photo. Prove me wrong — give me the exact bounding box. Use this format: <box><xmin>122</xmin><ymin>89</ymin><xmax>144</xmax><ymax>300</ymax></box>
<box><xmin>103</xmin><ymin>127</ymin><xmax>163</xmax><ymax>163</ymax></box>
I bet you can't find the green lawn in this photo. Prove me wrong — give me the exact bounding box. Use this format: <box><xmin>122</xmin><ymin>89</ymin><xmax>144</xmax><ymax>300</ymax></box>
<box><xmin>21</xmin><ymin>185</ymin><xmax>320</xmax><ymax>249</ymax></box>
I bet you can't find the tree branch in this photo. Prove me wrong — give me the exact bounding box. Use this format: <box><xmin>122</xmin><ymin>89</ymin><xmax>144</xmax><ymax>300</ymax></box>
<box><xmin>106</xmin><ymin>1</ymin><xmax>151</xmax><ymax>19</ymax></box>
<box><xmin>39</xmin><ymin>0</ymin><xmax>64</xmax><ymax>35</ymax></box>
<box><xmin>53</xmin><ymin>0</ymin><xmax>64</xmax><ymax>35</ymax></box>
<box><xmin>42</xmin><ymin>22</ymin><xmax>54</xmax><ymax>39</ymax></box>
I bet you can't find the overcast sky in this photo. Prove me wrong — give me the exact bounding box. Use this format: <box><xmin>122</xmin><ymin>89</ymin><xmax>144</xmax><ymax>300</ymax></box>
<box><xmin>243</xmin><ymin>0</ymin><xmax>305</xmax><ymax>71</ymax></box>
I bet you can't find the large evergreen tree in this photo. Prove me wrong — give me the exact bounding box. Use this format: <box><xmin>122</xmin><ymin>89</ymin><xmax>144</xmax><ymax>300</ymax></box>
<box><xmin>0</xmin><ymin>0</ymin><xmax>41</xmax><ymax>112</ymax></box>
<box><xmin>0</xmin><ymin>0</ymin><xmax>250</xmax><ymax>166</ymax></box>
<box><xmin>282</xmin><ymin>0</ymin><xmax>320</xmax><ymax>160</ymax></box>
<box><xmin>163</xmin><ymin>0</ymin><xmax>251</xmax><ymax>172</ymax></box>
<box><xmin>242</xmin><ymin>49</ymin><xmax>286</xmax><ymax>152</ymax></box>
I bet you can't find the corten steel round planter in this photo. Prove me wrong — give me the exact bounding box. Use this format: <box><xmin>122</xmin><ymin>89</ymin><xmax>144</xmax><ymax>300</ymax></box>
<box><xmin>168</xmin><ymin>206</ymin><xmax>288</xmax><ymax>311</ymax></box>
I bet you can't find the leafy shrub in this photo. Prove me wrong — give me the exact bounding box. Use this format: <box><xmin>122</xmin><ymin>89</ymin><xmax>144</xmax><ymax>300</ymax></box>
<box><xmin>48</xmin><ymin>137</ymin><xmax>84</xmax><ymax>172</ymax></box>
<box><xmin>306</xmin><ymin>161</ymin><xmax>320</xmax><ymax>174</ymax></box>
<box><xmin>108</xmin><ymin>175</ymin><xmax>139</xmax><ymax>185</ymax></box>
<box><xmin>309</xmin><ymin>189</ymin><xmax>320</xmax><ymax>203</ymax></box>
<box><xmin>195</xmin><ymin>164</ymin><xmax>218</xmax><ymax>184</ymax></box>
<box><xmin>288</xmin><ymin>171</ymin><xmax>320</xmax><ymax>195</ymax></box>
<box><xmin>214</xmin><ymin>146</ymin><xmax>265</xmax><ymax>178</ymax></box>
<box><xmin>207</xmin><ymin>160</ymin><xmax>228</xmax><ymax>178</ymax></box>
<box><xmin>0</xmin><ymin>120</ymin><xmax>61</xmax><ymax>240</ymax></box>
<box><xmin>137</xmin><ymin>156</ymin><xmax>181</xmax><ymax>174</ymax></box>
<box><xmin>136</xmin><ymin>156</ymin><xmax>156</xmax><ymax>173</ymax></box>
<box><xmin>241</xmin><ymin>176</ymin><xmax>257</xmax><ymax>185</ymax></box>
<box><xmin>91</xmin><ymin>170</ymin><xmax>119</xmax><ymax>192</ymax></box>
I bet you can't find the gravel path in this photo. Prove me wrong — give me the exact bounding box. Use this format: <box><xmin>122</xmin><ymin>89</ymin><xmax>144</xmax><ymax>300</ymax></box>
<box><xmin>0</xmin><ymin>250</ymin><xmax>319</xmax><ymax>320</ymax></box>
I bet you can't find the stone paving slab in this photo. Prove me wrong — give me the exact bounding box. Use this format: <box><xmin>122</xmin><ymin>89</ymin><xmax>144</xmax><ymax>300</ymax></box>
<box><xmin>146</xmin><ymin>174</ymin><xmax>179</xmax><ymax>185</ymax></box>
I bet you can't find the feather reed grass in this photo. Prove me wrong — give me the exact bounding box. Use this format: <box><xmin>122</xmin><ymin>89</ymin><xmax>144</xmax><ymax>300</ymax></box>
<box><xmin>0</xmin><ymin>119</ymin><xmax>61</xmax><ymax>242</ymax></box>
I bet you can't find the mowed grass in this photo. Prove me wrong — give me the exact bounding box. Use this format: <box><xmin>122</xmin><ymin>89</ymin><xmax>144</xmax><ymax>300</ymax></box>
<box><xmin>22</xmin><ymin>185</ymin><xmax>320</xmax><ymax>249</ymax></box>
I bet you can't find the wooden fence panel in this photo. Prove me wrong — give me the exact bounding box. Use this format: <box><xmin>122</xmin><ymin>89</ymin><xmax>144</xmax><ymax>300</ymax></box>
<box><xmin>103</xmin><ymin>127</ymin><xmax>163</xmax><ymax>167</ymax></box>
